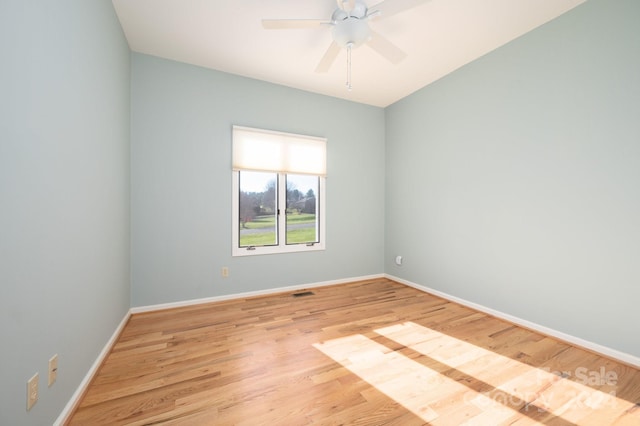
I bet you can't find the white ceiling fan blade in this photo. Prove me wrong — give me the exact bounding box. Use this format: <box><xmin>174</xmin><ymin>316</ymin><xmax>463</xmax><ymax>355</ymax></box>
<box><xmin>369</xmin><ymin>0</ymin><xmax>431</xmax><ymax>20</ymax></box>
<box><xmin>367</xmin><ymin>31</ymin><xmax>406</xmax><ymax>64</ymax></box>
<box><xmin>262</xmin><ymin>19</ymin><xmax>329</xmax><ymax>29</ymax></box>
<box><xmin>315</xmin><ymin>41</ymin><xmax>342</xmax><ymax>73</ymax></box>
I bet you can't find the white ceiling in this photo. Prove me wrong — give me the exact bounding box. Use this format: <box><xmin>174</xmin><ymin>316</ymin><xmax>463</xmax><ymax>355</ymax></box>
<box><xmin>112</xmin><ymin>0</ymin><xmax>586</xmax><ymax>107</ymax></box>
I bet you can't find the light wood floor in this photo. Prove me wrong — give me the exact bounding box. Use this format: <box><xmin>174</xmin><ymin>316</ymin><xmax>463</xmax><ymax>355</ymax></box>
<box><xmin>67</xmin><ymin>278</ymin><xmax>640</xmax><ymax>425</ymax></box>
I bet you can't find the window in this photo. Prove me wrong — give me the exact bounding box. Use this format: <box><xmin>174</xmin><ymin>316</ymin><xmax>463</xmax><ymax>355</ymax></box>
<box><xmin>232</xmin><ymin>126</ymin><xmax>326</xmax><ymax>256</ymax></box>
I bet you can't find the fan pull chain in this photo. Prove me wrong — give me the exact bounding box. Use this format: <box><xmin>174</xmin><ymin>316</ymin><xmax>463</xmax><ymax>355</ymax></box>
<box><xmin>346</xmin><ymin>42</ymin><xmax>353</xmax><ymax>91</ymax></box>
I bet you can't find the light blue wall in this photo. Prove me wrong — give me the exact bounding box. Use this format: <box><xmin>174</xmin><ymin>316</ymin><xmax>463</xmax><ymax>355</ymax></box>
<box><xmin>130</xmin><ymin>54</ymin><xmax>385</xmax><ymax>306</ymax></box>
<box><xmin>2</xmin><ymin>1</ymin><xmax>638</xmax><ymax>423</ymax></box>
<box><xmin>385</xmin><ymin>0</ymin><xmax>640</xmax><ymax>357</ymax></box>
<box><xmin>0</xmin><ymin>1</ymin><xmax>130</xmax><ymax>425</ymax></box>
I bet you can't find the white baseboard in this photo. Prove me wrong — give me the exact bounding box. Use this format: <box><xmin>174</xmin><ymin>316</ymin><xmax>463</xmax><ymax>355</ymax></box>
<box><xmin>54</xmin><ymin>310</ymin><xmax>131</xmax><ymax>426</ymax></box>
<box><xmin>385</xmin><ymin>273</ymin><xmax>640</xmax><ymax>369</ymax></box>
<box><xmin>130</xmin><ymin>274</ymin><xmax>385</xmax><ymax>314</ymax></box>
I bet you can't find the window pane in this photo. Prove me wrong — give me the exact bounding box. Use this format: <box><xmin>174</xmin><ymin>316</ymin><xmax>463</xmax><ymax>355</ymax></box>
<box><xmin>286</xmin><ymin>174</ymin><xmax>319</xmax><ymax>245</ymax></box>
<box><xmin>239</xmin><ymin>171</ymin><xmax>277</xmax><ymax>247</ymax></box>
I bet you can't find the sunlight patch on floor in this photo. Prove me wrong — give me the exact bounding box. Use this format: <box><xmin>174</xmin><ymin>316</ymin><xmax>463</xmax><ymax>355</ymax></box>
<box><xmin>376</xmin><ymin>322</ymin><xmax>635</xmax><ymax>424</ymax></box>
<box><xmin>314</xmin><ymin>322</ymin><xmax>639</xmax><ymax>425</ymax></box>
<box><xmin>313</xmin><ymin>334</ymin><xmax>518</xmax><ymax>424</ymax></box>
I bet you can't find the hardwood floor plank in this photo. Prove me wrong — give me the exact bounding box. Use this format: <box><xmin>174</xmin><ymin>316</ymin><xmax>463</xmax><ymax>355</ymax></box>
<box><xmin>66</xmin><ymin>278</ymin><xmax>640</xmax><ymax>425</ymax></box>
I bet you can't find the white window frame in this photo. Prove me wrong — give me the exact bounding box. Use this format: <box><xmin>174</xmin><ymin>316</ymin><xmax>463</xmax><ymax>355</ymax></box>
<box><xmin>232</xmin><ymin>126</ymin><xmax>326</xmax><ymax>257</ymax></box>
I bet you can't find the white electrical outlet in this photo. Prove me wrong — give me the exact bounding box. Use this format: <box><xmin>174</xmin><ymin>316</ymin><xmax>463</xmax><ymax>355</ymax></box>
<box><xmin>221</xmin><ymin>267</ymin><xmax>229</xmax><ymax>277</ymax></box>
<box><xmin>48</xmin><ymin>354</ymin><xmax>58</xmax><ymax>387</ymax></box>
<box><xmin>27</xmin><ymin>373</ymin><xmax>39</xmax><ymax>410</ymax></box>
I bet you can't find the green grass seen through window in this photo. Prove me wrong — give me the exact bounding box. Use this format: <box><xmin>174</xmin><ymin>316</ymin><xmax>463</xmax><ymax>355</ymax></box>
<box><xmin>240</xmin><ymin>213</ymin><xmax>317</xmax><ymax>246</ymax></box>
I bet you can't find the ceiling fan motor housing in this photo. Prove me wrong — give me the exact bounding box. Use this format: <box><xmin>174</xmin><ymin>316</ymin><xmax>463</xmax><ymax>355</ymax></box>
<box><xmin>331</xmin><ymin>0</ymin><xmax>371</xmax><ymax>48</ymax></box>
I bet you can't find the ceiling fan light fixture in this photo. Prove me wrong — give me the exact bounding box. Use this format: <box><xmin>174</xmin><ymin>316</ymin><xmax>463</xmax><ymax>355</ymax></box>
<box><xmin>331</xmin><ymin>17</ymin><xmax>371</xmax><ymax>48</ymax></box>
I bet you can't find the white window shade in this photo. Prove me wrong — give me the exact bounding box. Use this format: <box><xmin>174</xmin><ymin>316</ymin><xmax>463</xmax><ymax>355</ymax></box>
<box><xmin>233</xmin><ymin>126</ymin><xmax>327</xmax><ymax>176</ymax></box>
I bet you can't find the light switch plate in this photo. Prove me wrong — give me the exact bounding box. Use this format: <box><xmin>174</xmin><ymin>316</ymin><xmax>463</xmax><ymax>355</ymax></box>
<box><xmin>27</xmin><ymin>373</ymin><xmax>39</xmax><ymax>410</ymax></box>
<box><xmin>48</xmin><ymin>354</ymin><xmax>58</xmax><ymax>387</ymax></box>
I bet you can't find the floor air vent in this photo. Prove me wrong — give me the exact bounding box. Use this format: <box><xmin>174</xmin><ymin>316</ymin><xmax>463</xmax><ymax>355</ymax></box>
<box><xmin>292</xmin><ymin>291</ymin><xmax>315</xmax><ymax>298</ymax></box>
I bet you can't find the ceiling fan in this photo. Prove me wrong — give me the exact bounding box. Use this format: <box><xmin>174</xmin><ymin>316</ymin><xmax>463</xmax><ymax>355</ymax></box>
<box><xmin>262</xmin><ymin>0</ymin><xmax>429</xmax><ymax>90</ymax></box>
